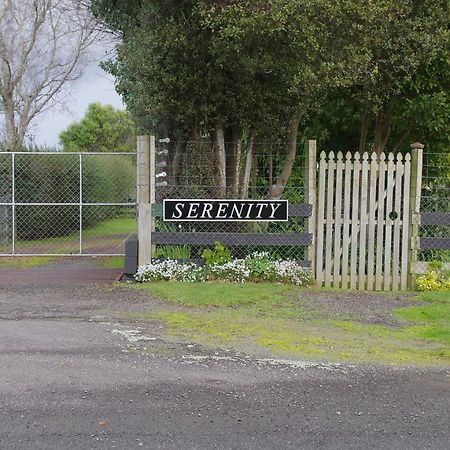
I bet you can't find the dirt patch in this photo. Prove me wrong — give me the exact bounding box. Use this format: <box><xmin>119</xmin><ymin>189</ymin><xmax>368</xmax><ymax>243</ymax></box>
<box><xmin>291</xmin><ymin>289</ymin><xmax>419</xmax><ymax>327</ymax></box>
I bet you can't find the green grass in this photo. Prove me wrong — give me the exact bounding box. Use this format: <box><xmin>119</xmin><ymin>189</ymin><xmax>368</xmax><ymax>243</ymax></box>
<box><xmin>98</xmin><ymin>256</ymin><xmax>124</xmax><ymax>269</ymax></box>
<box><xmin>0</xmin><ymin>216</ymin><xmax>132</xmax><ymax>268</ymax></box>
<box><xmin>123</xmin><ymin>283</ymin><xmax>450</xmax><ymax>367</ymax></box>
<box><xmin>394</xmin><ymin>290</ymin><xmax>450</xmax><ymax>345</ymax></box>
<box><xmin>0</xmin><ymin>255</ymin><xmax>124</xmax><ymax>270</ymax></box>
<box><xmin>83</xmin><ymin>217</ymin><xmax>135</xmax><ymax>239</ymax></box>
<box><xmin>136</xmin><ymin>282</ymin><xmax>292</xmax><ymax>307</ymax></box>
<box><xmin>0</xmin><ymin>256</ymin><xmax>59</xmax><ymax>269</ymax></box>
<box><xmin>0</xmin><ymin>216</ymin><xmax>135</xmax><ymax>254</ymax></box>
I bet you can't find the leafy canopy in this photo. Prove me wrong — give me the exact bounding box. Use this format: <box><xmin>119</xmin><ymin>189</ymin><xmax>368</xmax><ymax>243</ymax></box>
<box><xmin>94</xmin><ymin>0</ymin><xmax>376</xmax><ymax>137</ymax></box>
<box><xmin>59</xmin><ymin>103</ymin><xmax>136</xmax><ymax>152</ymax></box>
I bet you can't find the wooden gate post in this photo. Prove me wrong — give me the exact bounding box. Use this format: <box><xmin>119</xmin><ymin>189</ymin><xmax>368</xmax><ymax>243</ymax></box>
<box><xmin>304</xmin><ymin>140</ymin><xmax>317</xmax><ymax>280</ymax></box>
<box><xmin>137</xmin><ymin>135</ymin><xmax>152</xmax><ymax>267</ymax></box>
<box><xmin>409</xmin><ymin>142</ymin><xmax>424</xmax><ymax>289</ymax></box>
<box><xmin>149</xmin><ymin>135</ymin><xmax>156</xmax><ymax>257</ymax></box>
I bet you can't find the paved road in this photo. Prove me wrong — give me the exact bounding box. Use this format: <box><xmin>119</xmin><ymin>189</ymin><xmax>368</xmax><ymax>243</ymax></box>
<box><xmin>0</xmin><ymin>279</ymin><xmax>448</xmax><ymax>449</ymax></box>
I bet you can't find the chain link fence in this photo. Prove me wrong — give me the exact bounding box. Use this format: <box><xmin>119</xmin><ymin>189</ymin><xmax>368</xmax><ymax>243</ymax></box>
<box><xmin>152</xmin><ymin>141</ymin><xmax>449</xmax><ymax>271</ymax></box>
<box><xmin>1</xmin><ymin>144</ymin><xmax>447</xmax><ymax>272</ymax></box>
<box><xmin>416</xmin><ymin>152</ymin><xmax>450</xmax><ymax>273</ymax></box>
<box><xmin>153</xmin><ymin>140</ymin><xmax>310</xmax><ymax>263</ymax></box>
<box><xmin>0</xmin><ymin>152</ymin><xmax>136</xmax><ymax>256</ymax></box>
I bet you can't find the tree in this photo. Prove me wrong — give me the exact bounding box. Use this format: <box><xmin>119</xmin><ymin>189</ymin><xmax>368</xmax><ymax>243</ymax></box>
<box><xmin>325</xmin><ymin>0</ymin><xmax>448</xmax><ymax>155</ymax></box>
<box><xmin>60</xmin><ymin>102</ymin><xmax>136</xmax><ymax>152</ymax></box>
<box><xmin>0</xmin><ymin>0</ymin><xmax>99</xmax><ymax>150</ymax></box>
<box><xmin>305</xmin><ymin>51</ymin><xmax>450</xmax><ymax>188</ymax></box>
<box><xmin>93</xmin><ymin>0</ymin><xmax>372</xmax><ymax>197</ymax></box>
<box><xmin>92</xmin><ymin>0</ymin><xmax>448</xmax><ymax>195</ymax></box>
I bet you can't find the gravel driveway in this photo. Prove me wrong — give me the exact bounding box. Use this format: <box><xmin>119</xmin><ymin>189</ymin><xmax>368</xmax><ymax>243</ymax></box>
<box><xmin>0</xmin><ymin>277</ymin><xmax>448</xmax><ymax>449</ymax></box>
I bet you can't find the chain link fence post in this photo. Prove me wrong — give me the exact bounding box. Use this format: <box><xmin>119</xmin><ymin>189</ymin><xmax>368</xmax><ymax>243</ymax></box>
<box><xmin>409</xmin><ymin>142</ymin><xmax>424</xmax><ymax>289</ymax></box>
<box><xmin>304</xmin><ymin>140</ymin><xmax>317</xmax><ymax>281</ymax></box>
<box><xmin>137</xmin><ymin>135</ymin><xmax>152</xmax><ymax>266</ymax></box>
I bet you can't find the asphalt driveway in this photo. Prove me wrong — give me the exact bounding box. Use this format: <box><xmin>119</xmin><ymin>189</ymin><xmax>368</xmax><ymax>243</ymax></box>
<box><xmin>0</xmin><ymin>276</ymin><xmax>448</xmax><ymax>449</ymax></box>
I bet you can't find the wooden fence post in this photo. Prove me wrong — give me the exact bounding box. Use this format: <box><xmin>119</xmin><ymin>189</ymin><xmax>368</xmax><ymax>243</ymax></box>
<box><xmin>409</xmin><ymin>142</ymin><xmax>424</xmax><ymax>289</ymax></box>
<box><xmin>149</xmin><ymin>135</ymin><xmax>156</xmax><ymax>256</ymax></box>
<box><xmin>137</xmin><ymin>135</ymin><xmax>152</xmax><ymax>267</ymax></box>
<box><xmin>304</xmin><ymin>140</ymin><xmax>317</xmax><ymax>280</ymax></box>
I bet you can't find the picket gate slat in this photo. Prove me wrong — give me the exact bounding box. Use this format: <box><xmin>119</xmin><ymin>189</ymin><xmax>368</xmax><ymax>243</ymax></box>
<box><xmin>316</xmin><ymin>152</ymin><xmax>327</xmax><ymax>286</ymax></box>
<box><xmin>324</xmin><ymin>152</ymin><xmax>335</xmax><ymax>287</ymax></box>
<box><xmin>333</xmin><ymin>152</ymin><xmax>344</xmax><ymax>287</ymax></box>
<box><xmin>358</xmin><ymin>153</ymin><xmax>369</xmax><ymax>289</ymax></box>
<box><xmin>401</xmin><ymin>154</ymin><xmax>411</xmax><ymax>290</ymax></box>
<box><xmin>313</xmin><ymin>149</ymin><xmax>416</xmax><ymax>292</ymax></box>
<box><xmin>375</xmin><ymin>153</ymin><xmax>386</xmax><ymax>290</ymax></box>
<box><xmin>349</xmin><ymin>153</ymin><xmax>361</xmax><ymax>289</ymax></box>
<box><xmin>340</xmin><ymin>152</ymin><xmax>352</xmax><ymax>289</ymax></box>
<box><xmin>366</xmin><ymin>153</ymin><xmax>378</xmax><ymax>290</ymax></box>
<box><xmin>383</xmin><ymin>154</ymin><xmax>395</xmax><ymax>291</ymax></box>
<box><xmin>392</xmin><ymin>154</ymin><xmax>404</xmax><ymax>291</ymax></box>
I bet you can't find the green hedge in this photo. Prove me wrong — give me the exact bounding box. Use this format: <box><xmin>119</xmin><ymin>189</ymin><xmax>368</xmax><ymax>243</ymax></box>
<box><xmin>14</xmin><ymin>155</ymin><xmax>135</xmax><ymax>240</ymax></box>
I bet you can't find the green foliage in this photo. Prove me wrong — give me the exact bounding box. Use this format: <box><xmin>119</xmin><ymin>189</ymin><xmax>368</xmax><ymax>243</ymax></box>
<box><xmin>200</xmin><ymin>241</ymin><xmax>232</xmax><ymax>266</ymax></box>
<box><xmin>416</xmin><ymin>262</ymin><xmax>450</xmax><ymax>292</ymax></box>
<box><xmin>93</xmin><ymin>0</ymin><xmax>376</xmax><ymax>137</ymax></box>
<box><xmin>59</xmin><ymin>103</ymin><xmax>136</xmax><ymax>152</ymax></box>
<box><xmin>155</xmin><ymin>245</ymin><xmax>192</xmax><ymax>260</ymax></box>
<box><xmin>244</xmin><ymin>251</ymin><xmax>275</xmax><ymax>278</ymax></box>
<box><xmin>91</xmin><ymin>0</ymin><xmax>449</xmax><ymax>197</ymax></box>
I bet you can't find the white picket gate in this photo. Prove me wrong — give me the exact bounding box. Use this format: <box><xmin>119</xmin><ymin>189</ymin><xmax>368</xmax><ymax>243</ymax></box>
<box><xmin>311</xmin><ymin>148</ymin><xmax>422</xmax><ymax>291</ymax></box>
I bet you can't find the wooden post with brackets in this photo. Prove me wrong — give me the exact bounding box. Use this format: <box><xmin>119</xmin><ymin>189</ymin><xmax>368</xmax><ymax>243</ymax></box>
<box><xmin>137</xmin><ymin>135</ymin><xmax>155</xmax><ymax>267</ymax></box>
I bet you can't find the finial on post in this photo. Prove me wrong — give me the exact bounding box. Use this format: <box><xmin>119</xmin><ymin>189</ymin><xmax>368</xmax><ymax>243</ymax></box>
<box><xmin>410</xmin><ymin>142</ymin><xmax>424</xmax><ymax>150</ymax></box>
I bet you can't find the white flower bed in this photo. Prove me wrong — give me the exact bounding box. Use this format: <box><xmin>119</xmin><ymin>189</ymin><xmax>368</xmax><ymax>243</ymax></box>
<box><xmin>135</xmin><ymin>252</ymin><xmax>311</xmax><ymax>286</ymax></box>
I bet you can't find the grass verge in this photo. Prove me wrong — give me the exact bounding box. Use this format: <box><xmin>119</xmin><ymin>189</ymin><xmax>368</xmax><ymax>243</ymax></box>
<box><xmin>0</xmin><ymin>256</ymin><xmax>59</xmax><ymax>269</ymax></box>
<box><xmin>125</xmin><ymin>283</ymin><xmax>450</xmax><ymax>367</ymax></box>
<box><xmin>0</xmin><ymin>216</ymin><xmax>135</xmax><ymax>255</ymax></box>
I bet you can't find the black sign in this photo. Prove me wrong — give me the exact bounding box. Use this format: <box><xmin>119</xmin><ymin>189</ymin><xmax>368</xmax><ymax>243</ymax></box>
<box><xmin>163</xmin><ymin>199</ymin><xmax>289</xmax><ymax>222</ymax></box>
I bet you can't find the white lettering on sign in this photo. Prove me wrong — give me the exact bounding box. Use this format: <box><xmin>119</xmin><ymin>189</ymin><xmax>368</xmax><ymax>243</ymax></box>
<box><xmin>217</xmin><ymin>203</ymin><xmax>228</xmax><ymax>219</ymax></box>
<box><xmin>187</xmin><ymin>202</ymin><xmax>200</xmax><ymax>219</ymax></box>
<box><xmin>230</xmin><ymin>203</ymin><xmax>246</xmax><ymax>219</ymax></box>
<box><xmin>201</xmin><ymin>203</ymin><xmax>213</xmax><ymax>219</ymax></box>
<box><xmin>173</xmin><ymin>202</ymin><xmax>184</xmax><ymax>219</ymax></box>
<box><xmin>163</xmin><ymin>199</ymin><xmax>289</xmax><ymax>222</ymax></box>
<box><xmin>270</xmin><ymin>203</ymin><xmax>281</xmax><ymax>218</ymax></box>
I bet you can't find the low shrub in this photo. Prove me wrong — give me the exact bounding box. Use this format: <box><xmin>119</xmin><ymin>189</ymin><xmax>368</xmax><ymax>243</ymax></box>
<box><xmin>135</xmin><ymin>251</ymin><xmax>312</xmax><ymax>286</ymax></box>
<box><xmin>154</xmin><ymin>245</ymin><xmax>191</xmax><ymax>260</ymax></box>
<box><xmin>200</xmin><ymin>241</ymin><xmax>232</xmax><ymax>265</ymax></box>
<box><xmin>416</xmin><ymin>262</ymin><xmax>450</xmax><ymax>291</ymax></box>
<box><xmin>135</xmin><ymin>259</ymin><xmax>207</xmax><ymax>283</ymax></box>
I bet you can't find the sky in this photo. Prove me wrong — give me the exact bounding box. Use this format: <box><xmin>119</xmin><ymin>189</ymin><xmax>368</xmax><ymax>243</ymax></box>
<box><xmin>32</xmin><ymin>57</ymin><xmax>124</xmax><ymax>148</ymax></box>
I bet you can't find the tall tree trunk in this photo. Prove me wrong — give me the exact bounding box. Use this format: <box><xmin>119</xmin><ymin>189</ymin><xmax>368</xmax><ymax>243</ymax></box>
<box><xmin>228</xmin><ymin>126</ymin><xmax>243</xmax><ymax>197</ymax></box>
<box><xmin>251</xmin><ymin>154</ymin><xmax>258</xmax><ymax>197</ymax></box>
<box><xmin>214</xmin><ymin>126</ymin><xmax>227</xmax><ymax>198</ymax></box>
<box><xmin>373</xmin><ymin>106</ymin><xmax>393</xmax><ymax>155</ymax></box>
<box><xmin>359</xmin><ymin>110</ymin><xmax>370</xmax><ymax>153</ymax></box>
<box><xmin>192</xmin><ymin>116</ymin><xmax>202</xmax><ymax>146</ymax></box>
<box><xmin>239</xmin><ymin>133</ymin><xmax>255</xmax><ymax>199</ymax></box>
<box><xmin>233</xmin><ymin>139</ymin><xmax>243</xmax><ymax>196</ymax></box>
<box><xmin>268</xmin><ymin>147</ymin><xmax>273</xmax><ymax>190</ymax></box>
<box><xmin>268</xmin><ymin>117</ymin><xmax>300</xmax><ymax>199</ymax></box>
<box><xmin>391</xmin><ymin>129</ymin><xmax>411</xmax><ymax>153</ymax></box>
<box><xmin>171</xmin><ymin>139</ymin><xmax>186</xmax><ymax>186</ymax></box>
<box><xmin>3</xmin><ymin>97</ymin><xmax>21</xmax><ymax>150</ymax></box>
